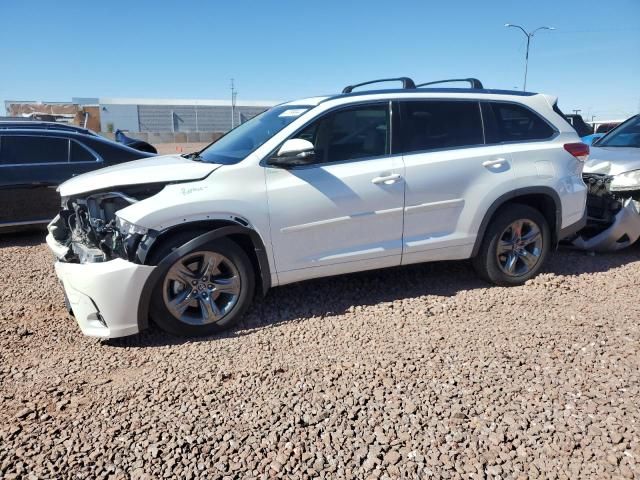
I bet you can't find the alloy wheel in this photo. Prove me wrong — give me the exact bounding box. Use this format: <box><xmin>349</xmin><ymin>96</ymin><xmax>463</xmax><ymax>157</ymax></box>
<box><xmin>162</xmin><ymin>251</ymin><xmax>241</xmax><ymax>325</ymax></box>
<box><xmin>496</xmin><ymin>219</ymin><xmax>543</xmax><ymax>277</ymax></box>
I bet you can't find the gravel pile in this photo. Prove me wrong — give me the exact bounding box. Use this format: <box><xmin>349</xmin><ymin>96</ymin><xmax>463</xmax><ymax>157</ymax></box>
<box><xmin>1</xmin><ymin>232</ymin><xmax>639</xmax><ymax>479</ymax></box>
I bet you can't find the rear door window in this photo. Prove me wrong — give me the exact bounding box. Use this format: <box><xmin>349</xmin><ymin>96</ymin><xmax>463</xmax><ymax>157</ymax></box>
<box><xmin>485</xmin><ymin>102</ymin><xmax>555</xmax><ymax>143</ymax></box>
<box><xmin>399</xmin><ymin>100</ymin><xmax>484</xmax><ymax>153</ymax></box>
<box><xmin>0</xmin><ymin>135</ymin><xmax>70</xmax><ymax>164</ymax></box>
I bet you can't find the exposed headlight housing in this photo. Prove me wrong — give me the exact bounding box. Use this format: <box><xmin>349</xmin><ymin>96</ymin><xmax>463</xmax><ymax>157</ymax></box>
<box><xmin>610</xmin><ymin>170</ymin><xmax>640</xmax><ymax>192</ymax></box>
<box><xmin>115</xmin><ymin>216</ymin><xmax>149</xmax><ymax>236</ymax></box>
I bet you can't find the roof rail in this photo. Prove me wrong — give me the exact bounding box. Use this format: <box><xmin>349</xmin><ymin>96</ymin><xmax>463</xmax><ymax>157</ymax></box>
<box><xmin>342</xmin><ymin>77</ymin><xmax>416</xmax><ymax>94</ymax></box>
<box><xmin>416</xmin><ymin>78</ymin><xmax>484</xmax><ymax>89</ymax></box>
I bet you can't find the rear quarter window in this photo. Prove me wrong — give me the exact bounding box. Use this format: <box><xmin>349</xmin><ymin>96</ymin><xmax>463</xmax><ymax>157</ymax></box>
<box><xmin>485</xmin><ymin>102</ymin><xmax>555</xmax><ymax>143</ymax></box>
<box><xmin>70</xmin><ymin>141</ymin><xmax>97</xmax><ymax>162</ymax></box>
<box><xmin>82</xmin><ymin>138</ymin><xmax>141</xmax><ymax>163</ymax></box>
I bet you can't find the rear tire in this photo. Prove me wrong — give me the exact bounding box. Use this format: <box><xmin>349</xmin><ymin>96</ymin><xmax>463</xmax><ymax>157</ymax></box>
<box><xmin>148</xmin><ymin>235</ymin><xmax>255</xmax><ymax>337</ymax></box>
<box><xmin>472</xmin><ymin>204</ymin><xmax>550</xmax><ymax>286</ymax></box>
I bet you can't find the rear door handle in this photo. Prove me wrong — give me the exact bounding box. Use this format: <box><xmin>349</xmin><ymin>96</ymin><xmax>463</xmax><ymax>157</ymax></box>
<box><xmin>482</xmin><ymin>158</ymin><xmax>508</xmax><ymax>169</ymax></box>
<box><xmin>372</xmin><ymin>173</ymin><xmax>402</xmax><ymax>185</ymax></box>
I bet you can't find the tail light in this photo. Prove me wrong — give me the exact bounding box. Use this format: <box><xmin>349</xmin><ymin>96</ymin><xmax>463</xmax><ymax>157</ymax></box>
<box><xmin>564</xmin><ymin>142</ymin><xmax>589</xmax><ymax>162</ymax></box>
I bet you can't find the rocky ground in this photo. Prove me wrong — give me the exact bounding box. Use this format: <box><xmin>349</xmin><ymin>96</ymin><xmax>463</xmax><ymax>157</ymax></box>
<box><xmin>0</xmin><ymin>232</ymin><xmax>639</xmax><ymax>479</ymax></box>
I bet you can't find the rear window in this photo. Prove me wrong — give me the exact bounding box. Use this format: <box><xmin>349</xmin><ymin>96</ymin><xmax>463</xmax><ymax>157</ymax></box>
<box><xmin>0</xmin><ymin>135</ymin><xmax>69</xmax><ymax>165</ymax></box>
<box><xmin>485</xmin><ymin>102</ymin><xmax>555</xmax><ymax>143</ymax></box>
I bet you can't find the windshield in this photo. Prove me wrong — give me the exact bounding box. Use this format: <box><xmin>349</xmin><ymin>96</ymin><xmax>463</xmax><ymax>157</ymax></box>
<box><xmin>197</xmin><ymin>105</ymin><xmax>312</xmax><ymax>164</ymax></box>
<box><xmin>596</xmin><ymin>115</ymin><xmax>640</xmax><ymax>148</ymax></box>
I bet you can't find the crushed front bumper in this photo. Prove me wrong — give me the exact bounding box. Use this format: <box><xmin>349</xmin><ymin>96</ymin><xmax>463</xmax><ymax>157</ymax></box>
<box><xmin>572</xmin><ymin>198</ymin><xmax>640</xmax><ymax>252</ymax></box>
<box><xmin>48</xmin><ymin>233</ymin><xmax>155</xmax><ymax>338</ymax></box>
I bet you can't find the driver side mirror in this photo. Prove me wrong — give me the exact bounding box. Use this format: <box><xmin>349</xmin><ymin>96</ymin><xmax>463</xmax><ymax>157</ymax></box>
<box><xmin>267</xmin><ymin>138</ymin><xmax>315</xmax><ymax>167</ymax></box>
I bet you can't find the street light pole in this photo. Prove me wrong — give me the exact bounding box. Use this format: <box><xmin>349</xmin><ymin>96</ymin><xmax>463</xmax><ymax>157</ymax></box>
<box><xmin>230</xmin><ymin>78</ymin><xmax>238</xmax><ymax>130</ymax></box>
<box><xmin>505</xmin><ymin>24</ymin><xmax>555</xmax><ymax>91</ymax></box>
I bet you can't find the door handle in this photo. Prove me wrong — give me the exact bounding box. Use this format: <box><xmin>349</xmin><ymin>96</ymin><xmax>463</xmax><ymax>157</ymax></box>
<box><xmin>372</xmin><ymin>173</ymin><xmax>402</xmax><ymax>185</ymax></box>
<box><xmin>482</xmin><ymin>158</ymin><xmax>508</xmax><ymax>170</ymax></box>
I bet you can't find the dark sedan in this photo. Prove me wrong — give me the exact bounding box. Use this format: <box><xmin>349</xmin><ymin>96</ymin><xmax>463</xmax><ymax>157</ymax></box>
<box><xmin>0</xmin><ymin>128</ymin><xmax>155</xmax><ymax>230</ymax></box>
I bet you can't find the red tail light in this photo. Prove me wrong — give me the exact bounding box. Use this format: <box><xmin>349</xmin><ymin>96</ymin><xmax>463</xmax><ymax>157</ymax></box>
<box><xmin>564</xmin><ymin>142</ymin><xmax>589</xmax><ymax>162</ymax></box>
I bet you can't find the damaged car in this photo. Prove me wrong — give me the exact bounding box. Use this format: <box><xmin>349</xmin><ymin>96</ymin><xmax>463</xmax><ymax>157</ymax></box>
<box><xmin>572</xmin><ymin>114</ymin><xmax>640</xmax><ymax>251</ymax></box>
<box><xmin>47</xmin><ymin>77</ymin><xmax>588</xmax><ymax>338</ymax></box>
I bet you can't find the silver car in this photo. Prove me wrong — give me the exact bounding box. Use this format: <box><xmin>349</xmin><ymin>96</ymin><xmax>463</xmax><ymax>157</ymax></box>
<box><xmin>574</xmin><ymin>114</ymin><xmax>640</xmax><ymax>251</ymax></box>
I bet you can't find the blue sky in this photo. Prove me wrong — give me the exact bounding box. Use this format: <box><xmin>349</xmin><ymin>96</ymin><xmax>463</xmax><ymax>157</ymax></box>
<box><xmin>1</xmin><ymin>0</ymin><xmax>639</xmax><ymax>120</ymax></box>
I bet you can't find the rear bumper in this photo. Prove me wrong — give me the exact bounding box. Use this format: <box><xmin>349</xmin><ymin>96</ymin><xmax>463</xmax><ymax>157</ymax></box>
<box><xmin>51</xmin><ymin>241</ymin><xmax>155</xmax><ymax>338</ymax></box>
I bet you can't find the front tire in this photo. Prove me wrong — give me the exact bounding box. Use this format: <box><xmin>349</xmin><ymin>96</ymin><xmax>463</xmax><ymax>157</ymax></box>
<box><xmin>472</xmin><ymin>204</ymin><xmax>550</xmax><ymax>286</ymax></box>
<box><xmin>149</xmin><ymin>237</ymin><xmax>255</xmax><ymax>337</ymax></box>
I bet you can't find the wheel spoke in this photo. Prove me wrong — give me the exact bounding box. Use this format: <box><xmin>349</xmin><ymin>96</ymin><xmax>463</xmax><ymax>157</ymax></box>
<box><xmin>521</xmin><ymin>226</ymin><xmax>541</xmax><ymax>246</ymax></box>
<box><xmin>505</xmin><ymin>253</ymin><xmax>518</xmax><ymax>273</ymax></box>
<box><xmin>519</xmin><ymin>250</ymin><xmax>539</xmax><ymax>270</ymax></box>
<box><xmin>170</xmin><ymin>264</ymin><xmax>197</xmax><ymax>286</ymax></box>
<box><xmin>510</xmin><ymin>220</ymin><xmax>523</xmax><ymax>241</ymax></box>
<box><xmin>198</xmin><ymin>295</ymin><xmax>222</xmax><ymax>323</ymax></box>
<box><xmin>213</xmin><ymin>275</ymin><xmax>240</xmax><ymax>295</ymax></box>
<box><xmin>168</xmin><ymin>288</ymin><xmax>193</xmax><ymax>316</ymax></box>
<box><xmin>497</xmin><ymin>240</ymin><xmax>513</xmax><ymax>254</ymax></box>
<box><xmin>199</xmin><ymin>252</ymin><xmax>221</xmax><ymax>279</ymax></box>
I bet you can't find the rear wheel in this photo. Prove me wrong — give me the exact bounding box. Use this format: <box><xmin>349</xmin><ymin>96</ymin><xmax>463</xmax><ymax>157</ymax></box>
<box><xmin>149</xmin><ymin>236</ymin><xmax>255</xmax><ymax>336</ymax></box>
<box><xmin>472</xmin><ymin>204</ymin><xmax>550</xmax><ymax>286</ymax></box>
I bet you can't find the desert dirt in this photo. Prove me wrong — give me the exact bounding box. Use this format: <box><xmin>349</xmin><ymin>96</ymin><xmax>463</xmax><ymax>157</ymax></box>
<box><xmin>0</xmin><ymin>232</ymin><xmax>639</xmax><ymax>479</ymax></box>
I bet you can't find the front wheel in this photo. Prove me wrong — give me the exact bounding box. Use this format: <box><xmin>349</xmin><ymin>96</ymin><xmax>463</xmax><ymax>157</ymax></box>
<box><xmin>472</xmin><ymin>204</ymin><xmax>550</xmax><ymax>286</ymax></box>
<box><xmin>149</xmin><ymin>237</ymin><xmax>255</xmax><ymax>336</ymax></box>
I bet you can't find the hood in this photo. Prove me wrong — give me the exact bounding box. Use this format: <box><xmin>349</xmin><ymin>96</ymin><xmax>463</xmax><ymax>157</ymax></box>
<box><xmin>59</xmin><ymin>154</ymin><xmax>222</xmax><ymax>197</ymax></box>
<box><xmin>583</xmin><ymin>147</ymin><xmax>640</xmax><ymax>176</ymax></box>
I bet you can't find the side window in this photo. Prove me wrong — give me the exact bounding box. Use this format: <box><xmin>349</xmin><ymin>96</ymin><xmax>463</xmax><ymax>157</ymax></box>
<box><xmin>70</xmin><ymin>141</ymin><xmax>97</xmax><ymax>162</ymax></box>
<box><xmin>400</xmin><ymin>101</ymin><xmax>484</xmax><ymax>153</ymax></box>
<box><xmin>294</xmin><ymin>104</ymin><xmax>389</xmax><ymax>163</ymax></box>
<box><xmin>488</xmin><ymin>102</ymin><xmax>554</xmax><ymax>142</ymax></box>
<box><xmin>0</xmin><ymin>135</ymin><xmax>69</xmax><ymax>165</ymax></box>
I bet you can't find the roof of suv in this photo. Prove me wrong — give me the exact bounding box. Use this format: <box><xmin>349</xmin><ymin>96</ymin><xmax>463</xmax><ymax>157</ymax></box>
<box><xmin>282</xmin><ymin>77</ymin><xmax>541</xmax><ymax>107</ymax></box>
<box><xmin>285</xmin><ymin>88</ymin><xmax>538</xmax><ymax>107</ymax></box>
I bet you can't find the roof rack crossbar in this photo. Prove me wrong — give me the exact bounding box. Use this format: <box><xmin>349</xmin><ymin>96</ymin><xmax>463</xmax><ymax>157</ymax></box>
<box><xmin>416</xmin><ymin>78</ymin><xmax>484</xmax><ymax>89</ymax></box>
<box><xmin>342</xmin><ymin>77</ymin><xmax>416</xmax><ymax>94</ymax></box>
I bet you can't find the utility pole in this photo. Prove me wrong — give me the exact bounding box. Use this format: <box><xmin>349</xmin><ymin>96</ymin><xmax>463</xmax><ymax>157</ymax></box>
<box><xmin>572</xmin><ymin>109</ymin><xmax>582</xmax><ymax>115</ymax></box>
<box><xmin>505</xmin><ymin>24</ymin><xmax>555</xmax><ymax>91</ymax></box>
<box><xmin>230</xmin><ymin>78</ymin><xmax>238</xmax><ymax>130</ymax></box>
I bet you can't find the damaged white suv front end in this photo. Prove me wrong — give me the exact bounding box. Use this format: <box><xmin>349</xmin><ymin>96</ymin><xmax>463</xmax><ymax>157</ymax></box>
<box><xmin>46</xmin><ymin>155</ymin><xmax>221</xmax><ymax>337</ymax></box>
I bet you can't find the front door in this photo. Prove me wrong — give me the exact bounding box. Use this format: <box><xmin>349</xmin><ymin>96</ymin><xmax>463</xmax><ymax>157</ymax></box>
<box><xmin>265</xmin><ymin>102</ymin><xmax>405</xmax><ymax>284</ymax></box>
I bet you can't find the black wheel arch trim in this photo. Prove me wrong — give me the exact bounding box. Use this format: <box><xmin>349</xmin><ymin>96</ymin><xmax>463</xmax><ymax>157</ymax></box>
<box><xmin>471</xmin><ymin>187</ymin><xmax>562</xmax><ymax>257</ymax></box>
<box><xmin>135</xmin><ymin>225</ymin><xmax>271</xmax><ymax>332</ymax></box>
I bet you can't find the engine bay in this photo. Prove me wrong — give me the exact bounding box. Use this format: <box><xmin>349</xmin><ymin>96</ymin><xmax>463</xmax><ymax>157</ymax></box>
<box><xmin>49</xmin><ymin>184</ymin><xmax>165</xmax><ymax>263</ymax></box>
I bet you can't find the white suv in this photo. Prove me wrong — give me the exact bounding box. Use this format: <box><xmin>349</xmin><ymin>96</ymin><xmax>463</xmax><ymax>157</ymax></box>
<box><xmin>46</xmin><ymin>77</ymin><xmax>588</xmax><ymax>338</ymax></box>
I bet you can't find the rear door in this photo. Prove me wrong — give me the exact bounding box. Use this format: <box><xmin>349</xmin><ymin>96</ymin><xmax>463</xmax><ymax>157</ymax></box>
<box><xmin>0</xmin><ymin>134</ymin><xmax>101</xmax><ymax>225</ymax></box>
<box><xmin>399</xmin><ymin>99</ymin><xmax>514</xmax><ymax>264</ymax></box>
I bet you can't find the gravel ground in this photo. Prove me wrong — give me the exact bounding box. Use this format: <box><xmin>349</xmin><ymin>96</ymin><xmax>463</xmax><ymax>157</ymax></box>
<box><xmin>0</xmin><ymin>232</ymin><xmax>639</xmax><ymax>479</ymax></box>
